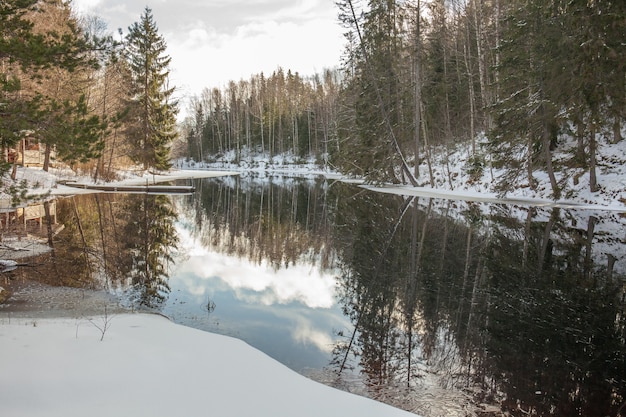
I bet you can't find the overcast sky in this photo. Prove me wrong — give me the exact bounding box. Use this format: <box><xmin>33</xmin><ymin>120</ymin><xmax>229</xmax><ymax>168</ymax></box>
<box><xmin>72</xmin><ymin>0</ymin><xmax>345</xmax><ymax>101</ymax></box>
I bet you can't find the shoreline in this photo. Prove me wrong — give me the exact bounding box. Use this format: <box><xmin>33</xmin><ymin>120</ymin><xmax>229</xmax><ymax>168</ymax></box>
<box><xmin>0</xmin><ymin>312</ymin><xmax>417</xmax><ymax>417</ymax></box>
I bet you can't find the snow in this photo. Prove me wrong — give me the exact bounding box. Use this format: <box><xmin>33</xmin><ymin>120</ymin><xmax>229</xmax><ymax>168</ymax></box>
<box><xmin>0</xmin><ymin>167</ymin><xmax>240</xmax><ymax>202</ymax></box>
<box><xmin>0</xmin><ymin>313</ymin><xmax>417</xmax><ymax>417</ymax></box>
<box><xmin>0</xmin><ymin>133</ymin><xmax>624</xmax><ymax>417</ymax></box>
<box><xmin>394</xmin><ymin>133</ymin><xmax>626</xmax><ymax>211</ymax></box>
<box><xmin>180</xmin><ymin>135</ymin><xmax>626</xmax><ymax>212</ymax></box>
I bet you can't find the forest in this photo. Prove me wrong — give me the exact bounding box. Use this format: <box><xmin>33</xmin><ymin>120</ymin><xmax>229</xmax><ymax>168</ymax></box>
<box><xmin>0</xmin><ymin>0</ymin><xmax>177</xmax><ymax>187</ymax></box>
<box><xmin>182</xmin><ymin>0</ymin><xmax>626</xmax><ymax>198</ymax></box>
<box><xmin>2</xmin><ymin>1</ymin><xmax>625</xmax><ymax>199</ymax></box>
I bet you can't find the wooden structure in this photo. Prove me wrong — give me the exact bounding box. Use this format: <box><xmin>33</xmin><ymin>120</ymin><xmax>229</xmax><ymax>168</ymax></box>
<box><xmin>63</xmin><ymin>182</ymin><xmax>196</xmax><ymax>195</ymax></box>
<box><xmin>6</xmin><ymin>133</ymin><xmax>53</xmax><ymax>168</ymax></box>
<box><xmin>0</xmin><ymin>200</ymin><xmax>58</xmax><ymax>230</ymax></box>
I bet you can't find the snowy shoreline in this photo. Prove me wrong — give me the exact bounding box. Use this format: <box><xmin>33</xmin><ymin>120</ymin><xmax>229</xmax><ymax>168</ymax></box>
<box><xmin>179</xmin><ymin>133</ymin><xmax>626</xmax><ymax>213</ymax></box>
<box><xmin>0</xmin><ymin>313</ymin><xmax>417</xmax><ymax>417</ymax></box>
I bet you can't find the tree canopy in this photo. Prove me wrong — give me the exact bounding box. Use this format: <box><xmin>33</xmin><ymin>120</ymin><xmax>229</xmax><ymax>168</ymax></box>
<box><xmin>182</xmin><ymin>0</ymin><xmax>625</xmax><ymax>197</ymax></box>
<box><xmin>1</xmin><ymin>0</ymin><xmax>107</xmax><ymax>175</ymax></box>
<box><xmin>1</xmin><ymin>2</ymin><xmax>179</xmax><ymax>183</ymax></box>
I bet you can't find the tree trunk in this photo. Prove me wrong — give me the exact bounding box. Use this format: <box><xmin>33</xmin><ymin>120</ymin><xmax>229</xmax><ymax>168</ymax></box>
<box><xmin>43</xmin><ymin>200</ymin><xmax>54</xmax><ymax>248</ymax></box>
<box><xmin>456</xmin><ymin>226</ymin><xmax>473</xmax><ymax>332</ymax></box>
<box><xmin>72</xmin><ymin>197</ymin><xmax>92</xmax><ymax>275</ymax></box>
<box><xmin>527</xmin><ymin>133</ymin><xmax>535</xmax><ymax>190</ymax></box>
<box><xmin>542</xmin><ymin>117</ymin><xmax>560</xmax><ymax>199</ymax></box>
<box><xmin>613</xmin><ymin>116</ymin><xmax>622</xmax><ymax>144</ymax></box>
<box><xmin>95</xmin><ymin>194</ymin><xmax>109</xmax><ymax>289</ymax></box>
<box><xmin>472</xmin><ymin>0</ymin><xmax>491</xmax><ymax>129</ymax></box>
<box><xmin>537</xmin><ymin>209</ymin><xmax>557</xmax><ymax>274</ymax></box>
<box><xmin>522</xmin><ymin>207</ymin><xmax>534</xmax><ymax>268</ymax></box>
<box><xmin>413</xmin><ymin>0</ymin><xmax>422</xmax><ymax>180</ymax></box>
<box><xmin>420</xmin><ymin>101</ymin><xmax>435</xmax><ymax>186</ymax></box>
<box><xmin>463</xmin><ymin>42</ymin><xmax>476</xmax><ymax>154</ymax></box>
<box><xmin>576</xmin><ymin>114</ymin><xmax>585</xmax><ymax>165</ymax></box>
<box><xmin>584</xmin><ymin>215</ymin><xmax>597</xmax><ymax>280</ymax></box>
<box><xmin>43</xmin><ymin>143</ymin><xmax>51</xmax><ymax>172</ymax></box>
<box><xmin>589</xmin><ymin>124</ymin><xmax>598</xmax><ymax>192</ymax></box>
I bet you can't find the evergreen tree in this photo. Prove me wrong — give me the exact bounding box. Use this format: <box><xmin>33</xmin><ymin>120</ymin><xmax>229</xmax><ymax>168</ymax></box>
<box><xmin>489</xmin><ymin>0</ymin><xmax>565</xmax><ymax>197</ymax></box>
<box><xmin>41</xmin><ymin>95</ymin><xmax>106</xmax><ymax>167</ymax></box>
<box><xmin>334</xmin><ymin>0</ymin><xmax>416</xmax><ymax>184</ymax></box>
<box><xmin>1</xmin><ymin>0</ymin><xmax>107</xmax><ymax>175</ymax></box>
<box><xmin>125</xmin><ymin>7</ymin><xmax>178</xmax><ymax>171</ymax></box>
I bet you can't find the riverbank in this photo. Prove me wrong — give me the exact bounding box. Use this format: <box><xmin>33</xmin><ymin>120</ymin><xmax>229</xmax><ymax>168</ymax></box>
<box><xmin>185</xmin><ymin>134</ymin><xmax>626</xmax><ymax>212</ymax></box>
<box><xmin>0</xmin><ymin>313</ymin><xmax>417</xmax><ymax>417</ymax></box>
<box><xmin>0</xmin><ymin>166</ymin><xmax>239</xmax><ymax>204</ymax></box>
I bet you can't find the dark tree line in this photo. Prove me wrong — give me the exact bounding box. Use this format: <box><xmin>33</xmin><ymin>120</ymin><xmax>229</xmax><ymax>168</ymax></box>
<box><xmin>336</xmin><ymin>0</ymin><xmax>626</xmax><ymax>192</ymax></box>
<box><xmin>183</xmin><ymin>0</ymin><xmax>625</xmax><ymax>197</ymax></box>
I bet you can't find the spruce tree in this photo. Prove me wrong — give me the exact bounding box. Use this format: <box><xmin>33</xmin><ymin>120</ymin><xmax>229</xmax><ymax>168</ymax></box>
<box><xmin>125</xmin><ymin>7</ymin><xmax>178</xmax><ymax>171</ymax></box>
<box><xmin>489</xmin><ymin>0</ymin><xmax>565</xmax><ymax>197</ymax></box>
<box><xmin>335</xmin><ymin>0</ymin><xmax>415</xmax><ymax>185</ymax></box>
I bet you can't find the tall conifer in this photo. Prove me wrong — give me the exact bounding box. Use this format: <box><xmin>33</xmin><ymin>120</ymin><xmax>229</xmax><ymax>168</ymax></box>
<box><xmin>125</xmin><ymin>7</ymin><xmax>178</xmax><ymax>171</ymax></box>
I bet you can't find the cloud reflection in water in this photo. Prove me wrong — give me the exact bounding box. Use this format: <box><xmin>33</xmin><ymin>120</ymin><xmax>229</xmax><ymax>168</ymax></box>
<box><xmin>165</xmin><ymin>226</ymin><xmax>347</xmax><ymax>370</ymax></box>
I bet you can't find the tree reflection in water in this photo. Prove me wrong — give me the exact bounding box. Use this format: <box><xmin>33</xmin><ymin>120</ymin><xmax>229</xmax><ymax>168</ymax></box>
<box><xmin>8</xmin><ymin>176</ymin><xmax>623</xmax><ymax>417</ymax></box>
<box><xmin>329</xmin><ymin>188</ymin><xmax>626</xmax><ymax>416</ymax></box>
<box><xmin>176</xmin><ymin>176</ymin><xmax>625</xmax><ymax>416</ymax></box>
<box><xmin>122</xmin><ymin>193</ymin><xmax>179</xmax><ymax>306</ymax></box>
<box><xmin>47</xmin><ymin>193</ymin><xmax>179</xmax><ymax>307</ymax></box>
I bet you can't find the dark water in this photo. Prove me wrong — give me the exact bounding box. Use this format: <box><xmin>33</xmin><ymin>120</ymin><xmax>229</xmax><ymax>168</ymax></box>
<box><xmin>1</xmin><ymin>175</ymin><xmax>625</xmax><ymax>416</ymax></box>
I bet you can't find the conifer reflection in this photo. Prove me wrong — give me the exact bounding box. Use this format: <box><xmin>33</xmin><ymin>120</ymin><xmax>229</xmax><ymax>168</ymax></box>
<box><xmin>52</xmin><ymin>193</ymin><xmax>178</xmax><ymax>307</ymax></box>
<box><xmin>121</xmin><ymin>193</ymin><xmax>179</xmax><ymax>307</ymax></box>
<box><xmin>178</xmin><ymin>175</ymin><xmax>336</xmax><ymax>273</ymax></box>
<box><xmin>330</xmin><ymin>193</ymin><xmax>625</xmax><ymax>416</ymax></box>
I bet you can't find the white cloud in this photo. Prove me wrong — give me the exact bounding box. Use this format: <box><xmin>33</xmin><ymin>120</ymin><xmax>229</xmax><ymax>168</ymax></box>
<box><xmin>72</xmin><ymin>0</ymin><xmax>344</xmax><ymax>97</ymax></box>
<box><xmin>292</xmin><ymin>316</ymin><xmax>335</xmax><ymax>352</ymax></box>
<box><xmin>176</xmin><ymin>228</ymin><xmax>337</xmax><ymax>309</ymax></box>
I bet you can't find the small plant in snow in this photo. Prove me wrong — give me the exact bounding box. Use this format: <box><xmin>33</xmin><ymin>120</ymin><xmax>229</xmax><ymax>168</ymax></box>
<box><xmin>86</xmin><ymin>306</ymin><xmax>115</xmax><ymax>341</ymax></box>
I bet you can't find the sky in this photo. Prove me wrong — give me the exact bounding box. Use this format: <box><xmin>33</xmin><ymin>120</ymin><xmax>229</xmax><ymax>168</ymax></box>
<box><xmin>72</xmin><ymin>0</ymin><xmax>346</xmax><ymax>101</ymax></box>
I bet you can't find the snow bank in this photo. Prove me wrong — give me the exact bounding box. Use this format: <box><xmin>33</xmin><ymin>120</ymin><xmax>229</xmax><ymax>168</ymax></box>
<box><xmin>0</xmin><ymin>167</ymin><xmax>240</xmax><ymax>201</ymax></box>
<box><xmin>0</xmin><ymin>313</ymin><xmax>417</xmax><ymax>417</ymax></box>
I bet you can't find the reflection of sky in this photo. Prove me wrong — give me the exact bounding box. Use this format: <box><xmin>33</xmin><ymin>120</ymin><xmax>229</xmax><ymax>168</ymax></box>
<box><xmin>163</xmin><ymin>225</ymin><xmax>350</xmax><ymax>372</ymax></box>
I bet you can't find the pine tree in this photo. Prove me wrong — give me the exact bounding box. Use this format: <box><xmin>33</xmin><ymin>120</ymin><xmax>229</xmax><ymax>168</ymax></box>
<box><xmin>125</xmin><ymin>7</ymin><xmax>178</xmax><ymax>171</ymax></box>
<box><xmin>1</xmin><ymin>0</ymin><xmax>106</xmax><ymax>174</ymax></box>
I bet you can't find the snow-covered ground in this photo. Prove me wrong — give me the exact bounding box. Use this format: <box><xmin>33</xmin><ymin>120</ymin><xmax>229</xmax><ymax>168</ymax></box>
<box><xmin>185</xmin><ymin>135</ymin><xmax>626</xmax><ymax>212</ymax></box>
<box><xmin>0</xmin><ymin>313</ymin><xmax>417</xmax><ymax>417</ymax></box>
<box><xmin>401</xmin><ymin>133</ymin><xmax>626</xmax><ymax>211</ymax></box>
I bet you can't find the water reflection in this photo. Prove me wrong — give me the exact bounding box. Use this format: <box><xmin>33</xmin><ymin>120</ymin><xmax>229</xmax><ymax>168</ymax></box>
<box><xmin>1</xmin><ymin>176</ymin><xmax>625</xmax><ymax>416</ymax></box>
<box><xmin>164</xmin><ymin>175</ymin><xmax>348</xmax><ymax>370</ymax></box>
<box><xmin>0</xmin><ymin>193</ymin><xmax>179</xmax><ymax>306</ymax></box>
<box><xmin>121</xmin><ymin>194</ymin><xmax>178</xmax><ymax>306</ymax></box>
<box><xmin>171</xmin><ymin>175</ymin><xmax>626</xmax><ymax>416</ymax></box>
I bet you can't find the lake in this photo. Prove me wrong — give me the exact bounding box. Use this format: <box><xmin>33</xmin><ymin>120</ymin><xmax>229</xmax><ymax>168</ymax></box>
<box><xmin>1</xmin><ymin>173</ymin><xmax>625</xmax><ymax>416</ymax></box>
